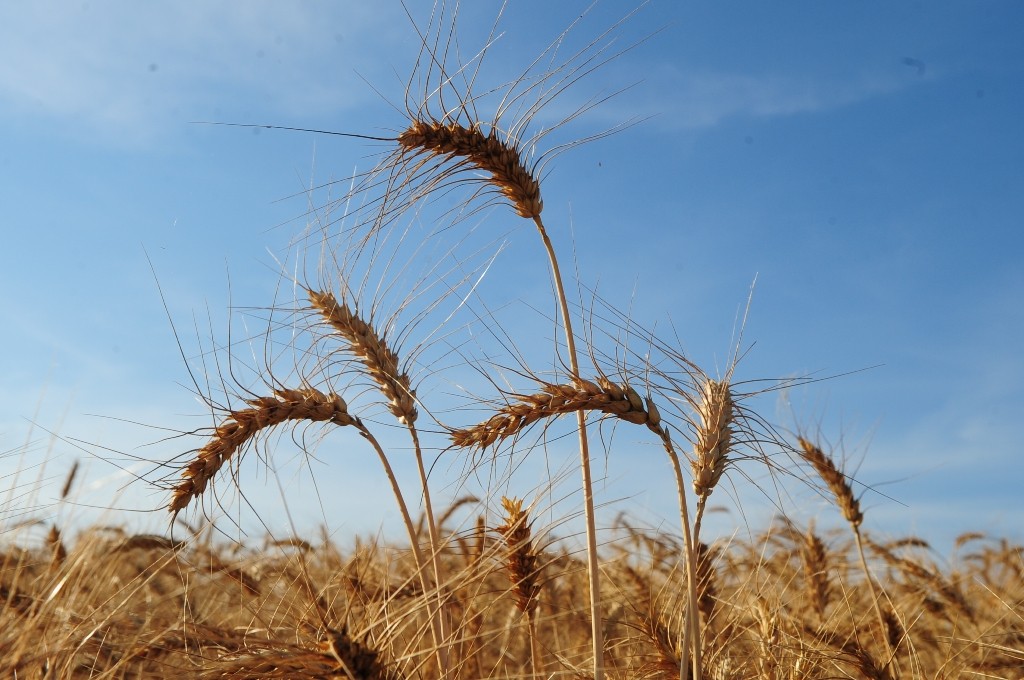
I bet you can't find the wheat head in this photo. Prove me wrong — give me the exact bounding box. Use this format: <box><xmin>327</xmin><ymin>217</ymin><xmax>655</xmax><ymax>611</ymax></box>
<box><xmin>397</xmin><ymin>120</ymin><xmax>543</xmax><ymax>219</ymax></box>
<box><xmin>170</xmin><ymin>387</ymin><xmax>358</xmax><ymax>516</ymax></box>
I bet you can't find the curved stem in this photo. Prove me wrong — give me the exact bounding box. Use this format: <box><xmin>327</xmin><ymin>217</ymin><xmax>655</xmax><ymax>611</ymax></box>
<box><xmin>532</xmin><ymin>215</ymin><xmax>603</xmax><ymax>680</ymax></box>
<box><xmin>659</xmin><ymin>430</ymin><xmax>703</xmax><ymax>680</ymax></box>
<box><xmin>357</xmin><ymin>423</ymin><xmax>447</xmax><ymax>674</ymax></box>
<box><xmin>408</xmin><ymin>425</ymin><xmax>451</xmax><ymax>675</ymax></box>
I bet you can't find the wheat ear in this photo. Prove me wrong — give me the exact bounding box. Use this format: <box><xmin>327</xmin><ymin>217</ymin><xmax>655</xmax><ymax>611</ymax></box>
<box><xmin>451</xmin><ymin>378</ymin><xmax>657</xmax><ymax>450</ymax></box>
<box><xmin>799</xmin><ymin>520</ymin><xmax>831</xmax><ymax>624</ymax></box>
<box><xmin>798</xmin><ymin>437</ymin><xmax>896</xmax><ymax>670</ymax></box>
<box><xmin>307</xmin><ymin>289</ymin><xmax>417</xmax><ymax>424</ymax></box>
<box><xmin>169</xmin><ymin>387</ymin><xmax>358</xmax><ymax>517</ymax></box>
<box><xmin>401</xmin><ymin>116</ymin><xmax>602</xmax><ymax>680</ymax></box>
<box><xmin>690</xmin><ymin>377</ymin><xmax>734</xmax><ymax>556</ymax></box>
<box><xmin>398</xmin><ymin>120</ymin><xmax>543</xmax><ymax>219</ymax></box>
<box><xmin>495</xmin><ymin>496</ymin><xmax>543</xmax><ymax>677</ymax></box>
<box><xmin>690</xmin><ymin>378</ymin><xmax>734</xmax><ymax>505</ymax></box>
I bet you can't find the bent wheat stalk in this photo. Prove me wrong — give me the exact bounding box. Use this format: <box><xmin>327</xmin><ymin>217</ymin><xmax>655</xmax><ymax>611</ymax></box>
<box><xmin>169</xmin><ymin>387</ymin><xmax>442</xmax><ymax>665</ymax></box>
<box><xmin>647</xmin><ymin>410</ymin><xmax>702</xmax><ymax>680</ymax></box>
<box><xmin>308</xmin><ymin>288</ymin><xmax>451</xmax><ymax>671</ymax></box>
<box><xmin>399</xmin><ymin>118</ymin><xmax>605</xmax><ymax>679</ymax></box>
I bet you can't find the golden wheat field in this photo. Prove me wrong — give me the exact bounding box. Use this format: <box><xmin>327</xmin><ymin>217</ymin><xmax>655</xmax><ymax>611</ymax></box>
<box><xmin>3</xmin><ymin>3</ymin><xmax>1023</xmax><ymax>679</ymax></box>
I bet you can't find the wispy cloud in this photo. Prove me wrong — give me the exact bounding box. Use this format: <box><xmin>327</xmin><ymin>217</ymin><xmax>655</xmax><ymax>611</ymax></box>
<box><xmin>658</xmin><ymin>66</ymin><xmax>922</xmax><ymax>131</ymax></box>
<box><xmin>0</xmin><ymin>2</ymin><xmax>405</xmax><ymax>144</ymax></box>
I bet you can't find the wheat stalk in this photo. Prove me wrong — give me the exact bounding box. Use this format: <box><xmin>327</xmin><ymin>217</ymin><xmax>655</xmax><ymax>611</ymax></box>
<box><xmin>307</xmin><ymin>287</ymin><xmax>452</xmax><ymax>669</ymax></box>
<box><xmin>394</xmin><ymin>102</ymin><xmax>607</xmax><ymax>677</ymax></box>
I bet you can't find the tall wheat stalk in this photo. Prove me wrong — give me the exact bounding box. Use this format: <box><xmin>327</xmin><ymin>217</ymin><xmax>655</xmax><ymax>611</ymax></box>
<box><xmin>396</xmin><ymin>117</ymin><xmax>606</xmax><ymax>679</ymax></box>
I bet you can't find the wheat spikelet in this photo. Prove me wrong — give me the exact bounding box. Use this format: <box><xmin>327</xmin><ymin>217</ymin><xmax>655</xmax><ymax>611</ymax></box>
<box><xmin>308</xmin><ymin>289</ymin><xmax>417</xmax><ymax>425</ymax></box>
<box><xmin>799</xmin><ymin>521</ymin><xmax>831</xmax><ymax>623</ymax></box>
<box><xmin>494</xmin><ymin>496</ymin><xmax>543</xmax><ymax>676</ymax></box>
<box><xmin>397</xmin><ymin>120</ymin><xmax>543</xmax><ymax>219</ymax></box>
<box><xmin>46</xmin><ymin>524</ymin><xmax>66</xmax><ymax>568</ymax></box>
<box><xmin>797</xmin><ymin>438</ymin><xmax>862</xmax><ymax>527</ymax></box>
<box><xmin>691</xmin><ymin>378</ymin><xmax>734</xmax><ymax>499</ymax></box>
<box><xmin>169</xmin><ymin>387</ymin><xmax>358</xmax><ymax>516</ymax></box>
<box><xmin>450</xmin><ymin>378</ymin><xmax>655</xmax><ymax>450</ymax></box>
<box><xmin>494</xmin><ymin>497</ymin><xmax>542</xmax><ymax>617</ymax></box>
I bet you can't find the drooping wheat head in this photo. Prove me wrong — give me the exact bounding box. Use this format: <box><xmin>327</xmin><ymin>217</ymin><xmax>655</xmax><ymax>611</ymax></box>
<box><xmin>450</xmin><ymin>377</ymin><xmax>658</xmax><ymax>451</ymax></box>
<box><xmin>397</xmin><ymin>121</ymin><xmax>543</xmax><ymax>220</ymax></box>
<box><xmin>169</xmin><ymin>387</ymin><xmax>358</xmax><ymax>517</ymax></box>
<box><xmin>797</xmin><ymin>438</ymin><xmax>862</xmax><ymax>527</ymax></box>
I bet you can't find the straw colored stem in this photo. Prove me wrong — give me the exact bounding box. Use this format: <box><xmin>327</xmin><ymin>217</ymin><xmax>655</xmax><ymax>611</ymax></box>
<box><xmin>533</xmin><ymin>214</ymin><xmax>604</xmax><ymax>680</ymax></box>
<box><xmin>653</xmin><ymin>426</ymin><xmax>702</xmax><ymax>680</ymax></box>
<box><xmin>409</xmin><ymin>425</ymin><xmax>452</xmax><ymax>672</ymax></box>
<box><xmin>356</xmin><ymin>422</ymin><xmax>447</xmax><ymax>673</ymax></box>
<box><xmin>309</xmin><ymin>289</ymin><xmax>450</xmax><ymax>671</ymax></box>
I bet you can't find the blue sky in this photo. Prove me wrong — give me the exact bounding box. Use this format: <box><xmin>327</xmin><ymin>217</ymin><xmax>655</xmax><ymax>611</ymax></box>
<box><xmin>1</xmin><ymin>1</ymin><xmax>1021</xmax><ymax>555</ymax></box>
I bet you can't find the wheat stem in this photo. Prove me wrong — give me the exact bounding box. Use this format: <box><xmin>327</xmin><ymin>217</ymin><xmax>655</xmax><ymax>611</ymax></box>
<box><xmin>651</xmin><ymin>426</ymin><xmax>702</xmax><ymax>680</ymax></box>
<box><xmin>533</xmin><ymin>214</ymin><xmax>604</xmax><ymax>680</ymax></box>
<box><xmin>309</xmin><ymin>289</ymin><xmax>450</xmax><ymax>671</ymax></box>
<box><xmin>356</xmin><ymin>422</ymin><xmax>447</xmax><ymax>673</ymax></box>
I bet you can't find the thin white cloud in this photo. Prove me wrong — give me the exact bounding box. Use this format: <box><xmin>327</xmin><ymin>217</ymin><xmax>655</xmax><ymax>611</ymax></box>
<box><xmin>654</xmin><ymin>69</ymin><xmax>913</xmax><ymax>130</ymax></box>
<box><xmin>0</xmin><ymin>2</ymin><xmax>405</xmax><ymax>144</ymax></box>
